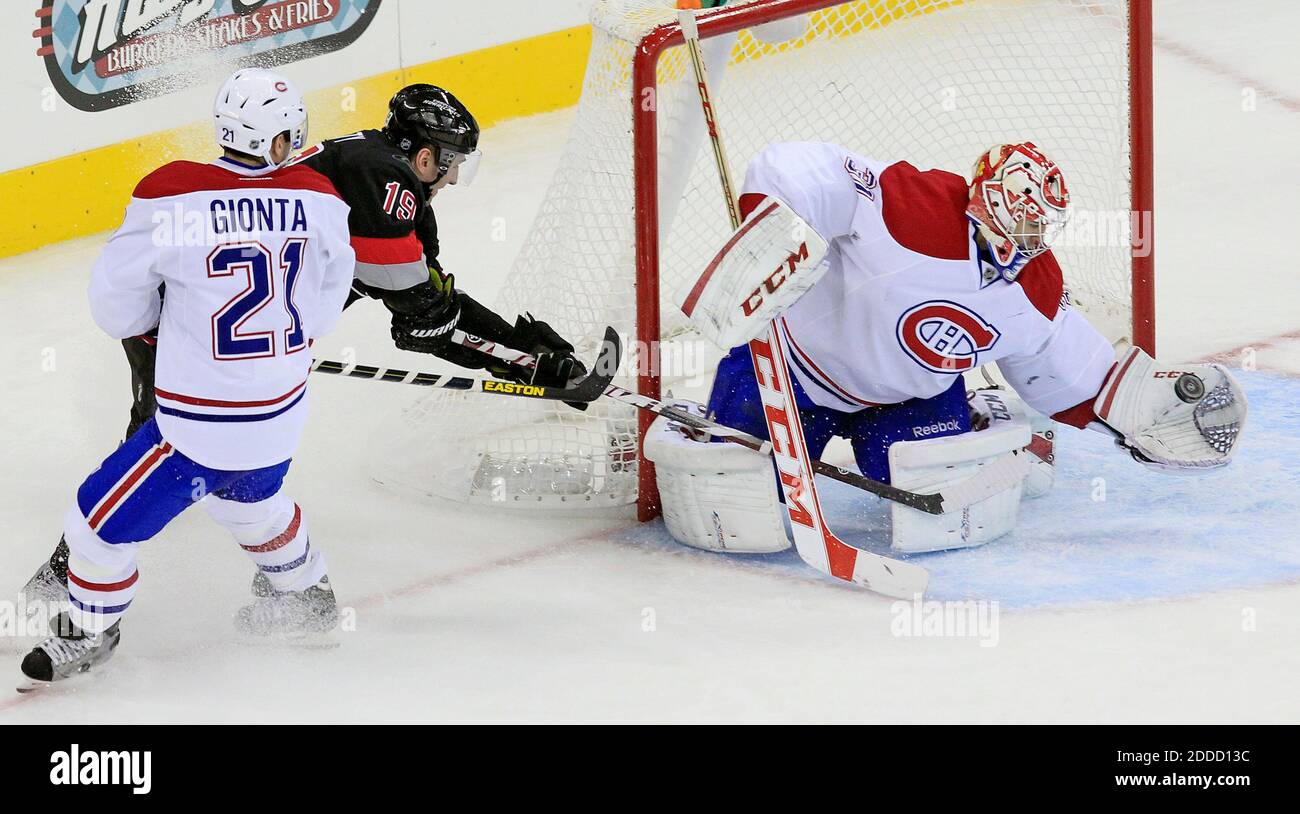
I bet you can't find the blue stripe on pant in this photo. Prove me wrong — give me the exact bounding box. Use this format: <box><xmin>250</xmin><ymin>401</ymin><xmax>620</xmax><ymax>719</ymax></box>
<box><xmin>706</xmin><ymin>344</ymin><xmax>970</xmax><ymax>484</ymax></box>
<box><xmin>77</xmin><ymin>418</ymin><xmax>292</xmax><ymax>545</ymax></box>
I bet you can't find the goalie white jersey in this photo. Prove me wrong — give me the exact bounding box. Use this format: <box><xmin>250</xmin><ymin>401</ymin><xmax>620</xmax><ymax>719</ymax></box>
<box><xmin>88</xmin><ymin>158</ymin><xmax>355</xmax><ymax>470</ymax></box>
<box><xmin>739</xmin><ymin>142</ymin><xmax>1116</xmax><ymax>418</ymax></box>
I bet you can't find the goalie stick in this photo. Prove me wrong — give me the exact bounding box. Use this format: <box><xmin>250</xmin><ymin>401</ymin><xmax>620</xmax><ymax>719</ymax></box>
<box><xmin>309</xmin><ymin>327</ymin><xmax>620</xmax><ymax>404</ymax></box>
<box><xmin>676</xmin><ymin>8</ymin><xmax>936</xmax><ymax>597</ymax></box>
<box><xmin>448</xmin><ymin>327</ymin><xmax>1028</xmax><ymax>516</ymax></box>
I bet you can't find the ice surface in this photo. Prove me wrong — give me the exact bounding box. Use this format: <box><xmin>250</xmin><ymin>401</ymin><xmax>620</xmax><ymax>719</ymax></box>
<box><xmin>650</xmin><ymin>370</ymin><xmax>1298</xmax><ymax>610</ymax></box>
<box><xmin>0</xmin><ymin>0</ymin><xmax>1298</xmax><ymax>723</ymax></box>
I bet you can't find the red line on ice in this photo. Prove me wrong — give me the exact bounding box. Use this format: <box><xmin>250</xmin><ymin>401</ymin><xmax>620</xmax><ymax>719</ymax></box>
<box><xmin>1154</xmin><ymin>34</ymin><xmax>1300</xmax><ymax>114</ymax></box>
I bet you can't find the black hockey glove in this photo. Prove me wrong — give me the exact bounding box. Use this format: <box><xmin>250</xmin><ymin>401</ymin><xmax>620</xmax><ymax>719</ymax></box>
<box><xmin>388</xmin><ymin>271</ymin><xmax>462</xmax><ymax>354</ymax></box>
<box><xmin>493</xmin><ymin>314</ymin><xmax>589</xmax><ymax>410</ymax></box>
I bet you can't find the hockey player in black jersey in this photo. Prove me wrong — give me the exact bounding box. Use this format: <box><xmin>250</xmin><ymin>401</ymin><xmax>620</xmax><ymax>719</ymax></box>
<box><xmin>295</xmin><ymin>84</ymin><xmax>581</xmax><ymax>382</ymax></box>
<box><xmin>22</xmin><ymin>84</ymin><xmax>584</xmax><ymax>605</ymax></box>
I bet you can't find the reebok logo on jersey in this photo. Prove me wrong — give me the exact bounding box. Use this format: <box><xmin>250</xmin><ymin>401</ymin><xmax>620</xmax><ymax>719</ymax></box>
<box><xmin>49</xmin><ymin>744</ymin><xmax>151</xmax><ymax>795</ymax></box>
<box><xmin>896</xmin><ymin>300</ymin><xmax>1000</xmax><ymax>373</ymax></box>
<box><xmin>911</xmin><ymin>419</ymin><xmax>963</xmax><ymax>438</ymax></box>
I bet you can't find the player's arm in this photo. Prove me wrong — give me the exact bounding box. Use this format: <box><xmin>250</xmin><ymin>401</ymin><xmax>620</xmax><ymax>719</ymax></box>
<box><xmin>739</xmin><ymin>141</ymin><xmax>862</xmax><ymax>236</ymax></box>
<box><xmin>999</xmin><ymin>270</ymin><xmax>1246</xmax><ymax>470</ymax></box>
<box><xmin>995</xmin><ymin>288</ymin><xmax>1117</xmax><ymax>422</ymax></box>
<box><xmin>87</xmin><ymin>198</ymin><xmax>164</xmax><ymax>339</ymax></box>
<box><xmin>309</xmin><ymin>196</ymin><xmax>358</xmax><ymax>340</ymax></box>
<box><xmin>328</xmin><ymin>160</ymin><xmax>580</xmax><ymax>386</ymax></box>
<box><xmin>385</xmin><ymin>269</ymin><xmax>585</xmax><ymax>390</ymax></box>
<box><xmin>415</xmin><ymin>205</ymin><xmax>442</xmax><ymax>272</ymax></box>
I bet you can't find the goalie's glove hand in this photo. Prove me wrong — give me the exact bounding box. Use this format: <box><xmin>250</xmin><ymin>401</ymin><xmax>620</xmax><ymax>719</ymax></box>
<box><xmin>1093</xmin><ymin>347</ymin><xmax>1247</xmax><ymax>471</ymax></box>
<box><xmin>389</xmin><ymin>271</ymin><xmax>462</xmax><ymax>354</ymax></box>
<box><xmin>491</xmin><ymin>313</ymin><xmax>589</xmax><ymax>411</ymax></box>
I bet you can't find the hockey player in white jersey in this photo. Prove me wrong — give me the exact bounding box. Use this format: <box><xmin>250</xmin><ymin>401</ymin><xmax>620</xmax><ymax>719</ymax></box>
<box><xmin>18</xmin><ymin>69</ymin><xmax>355</xmax><ymax>689</ymax></box>
<box><xmin>646</xmin><ymin>141</ymin><xmax>1247</xmax><ymax>555</ymax></box>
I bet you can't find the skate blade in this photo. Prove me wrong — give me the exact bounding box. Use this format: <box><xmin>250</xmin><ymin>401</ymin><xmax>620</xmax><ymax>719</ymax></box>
<box><xmin>16</xmin><ymin>674</ymin><xmax>50</xmax><ymax>694</ymax></box>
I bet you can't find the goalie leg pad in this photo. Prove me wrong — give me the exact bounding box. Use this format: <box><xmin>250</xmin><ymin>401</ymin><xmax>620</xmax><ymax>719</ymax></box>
<box><xmin>887</xmin><ymin>421</ymin><xmax>1031</xmax><ymax>553</ymax></box>
<box><xmin>643</xmin><ymin>403</ymin><xmax>790</xmax><ymax>554</ymax></box>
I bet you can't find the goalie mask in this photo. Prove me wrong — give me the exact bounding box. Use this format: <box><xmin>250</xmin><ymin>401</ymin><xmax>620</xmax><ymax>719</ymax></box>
<box><xmin>966</xmin><ymin>142</ymin><xmax>1071</xmax><ymax>281</ymax></box>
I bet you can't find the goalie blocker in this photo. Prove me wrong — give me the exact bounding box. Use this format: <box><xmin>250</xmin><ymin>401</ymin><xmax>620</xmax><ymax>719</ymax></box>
<box><xmin>679</xmin><ymin>195</ymin><xmax>830</xmax><ymax>349</ymax></box>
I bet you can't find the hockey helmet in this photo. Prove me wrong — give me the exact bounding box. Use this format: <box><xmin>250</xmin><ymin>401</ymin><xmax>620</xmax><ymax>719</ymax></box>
<box><xmin>213</xmin><ymin>69</ymin><xmax>308</xmax><ymax>168</ymax></box>
<box><xmin>384</xmin><ymin>84</ymin><xmax>482</xmax><ymax>185</ymax></box>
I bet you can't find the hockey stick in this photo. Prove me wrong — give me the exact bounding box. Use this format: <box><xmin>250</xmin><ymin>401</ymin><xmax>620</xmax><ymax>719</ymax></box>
<box><xmin>644</xmin><ymin>11</ymin><xmax>925</xmax><ymax>596</ymax></box>
<box><xmin>310</xmin><ymin>326</ymin><xmax>620</xmax><ymax>404</ymax></box>
<box><xmin>448</xmin><ymin>327</ymin><xmax>1027</xmax><ymax>516</ymax></box>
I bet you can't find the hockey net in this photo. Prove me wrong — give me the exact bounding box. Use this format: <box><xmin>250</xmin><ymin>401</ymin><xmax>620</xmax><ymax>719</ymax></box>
<box><xmin>378</xmin><ymin>0</ymin><xmax>1153</xmax><ymax>517</ymax></box>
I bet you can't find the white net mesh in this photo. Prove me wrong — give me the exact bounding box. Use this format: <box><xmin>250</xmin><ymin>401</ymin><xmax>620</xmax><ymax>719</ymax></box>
<box><xmin>382</xmin><ymin>0</ymin><xmax>1138</xmax><ymax>510</ymax></box>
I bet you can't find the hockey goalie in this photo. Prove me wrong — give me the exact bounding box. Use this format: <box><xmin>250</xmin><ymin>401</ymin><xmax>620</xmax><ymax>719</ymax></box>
<box><xmin>645</xmin><ymin>141</ymin><xmax>1247</xmax><ymax>555</ymax></box>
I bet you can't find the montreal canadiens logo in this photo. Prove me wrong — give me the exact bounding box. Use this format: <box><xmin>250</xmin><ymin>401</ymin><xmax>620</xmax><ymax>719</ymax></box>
<box><xmin>896</xmin><ymin>301</ymin><xmax>1000</xmax><ymax>373</ymax></box>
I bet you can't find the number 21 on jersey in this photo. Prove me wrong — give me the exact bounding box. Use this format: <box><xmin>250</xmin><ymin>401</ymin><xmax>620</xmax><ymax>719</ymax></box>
<box><xmin>207</xmin><ymin>240</ymin><xmax>308</xmax><ymax>361</ymax></box>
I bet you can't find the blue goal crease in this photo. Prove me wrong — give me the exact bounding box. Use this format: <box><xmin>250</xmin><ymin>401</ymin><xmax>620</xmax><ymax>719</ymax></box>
<box><xmin>621</xmin><ymin>370</ymin><xmax>1300</xmax><ymax>610</ymax></box>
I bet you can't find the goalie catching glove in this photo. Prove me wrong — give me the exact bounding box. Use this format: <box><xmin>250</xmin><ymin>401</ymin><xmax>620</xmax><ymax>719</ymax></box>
<box><xmin>1092</xmin><ymin>347</ymin><xmax>1246</xmax><ymax>470</ymax></box>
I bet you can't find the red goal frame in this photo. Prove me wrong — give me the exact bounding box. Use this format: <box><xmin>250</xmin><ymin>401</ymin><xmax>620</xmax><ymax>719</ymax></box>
<box><xmin>629</xmin><ymin>0</ymin><xmax>1155</xmax><ymax>520</ymax></box>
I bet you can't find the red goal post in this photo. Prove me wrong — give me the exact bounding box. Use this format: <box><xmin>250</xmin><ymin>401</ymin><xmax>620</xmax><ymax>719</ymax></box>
<box><xmin>386</xmin><ymin>0</ymin><xmax>1155</xmax><ymax>521</ymax></box>
<box><xmin>629</xmin><ymin>0</ymin><xmax>1155</xmax><ymax>519</ymax></box>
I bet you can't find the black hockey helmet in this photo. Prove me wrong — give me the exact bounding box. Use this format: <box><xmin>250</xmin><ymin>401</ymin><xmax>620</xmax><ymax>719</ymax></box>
<box><xmin>383</xmin><ymin>84</ymin><xmax>480</xmax><ymax>179</ymax></box>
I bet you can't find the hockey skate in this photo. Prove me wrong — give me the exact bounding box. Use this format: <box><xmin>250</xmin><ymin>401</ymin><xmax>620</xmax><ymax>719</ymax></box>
<box><xmin>21</xmin><ymin>537</ymin><xmax>70</xmax><ymax>605</ymax></box>
<box><xmin>250</xmin><ymin>569</ymin><xmax>274</xmax><ymax>598</ymax></box>
<box><xmin>236</xmin><ymin>575</ymin><xmax>338</xmax><ymax>638</ymax></box>
<box><xmin>18</xmin><ymin>613</ymin><xmax>121</xmax><ymax>692</ymax></box>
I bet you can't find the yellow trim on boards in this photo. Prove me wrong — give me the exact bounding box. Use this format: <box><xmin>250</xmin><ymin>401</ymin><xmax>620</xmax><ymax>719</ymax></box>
<box><xmin>0</xmin><ymin>24</ymin><xmax>592</xmax><ymax>260</ymax></box>
<box><xmin>0</xmin><ymin>0</ymin><xmax>950</xmax><ymax>261</ymax></box>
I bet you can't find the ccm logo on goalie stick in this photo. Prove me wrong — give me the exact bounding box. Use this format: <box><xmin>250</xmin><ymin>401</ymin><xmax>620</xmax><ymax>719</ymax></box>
<box><xmin>741</xmin><ymin>243</ymin><xmax>811</xmax><ymax>316</ymax></box>
<box><xmin>751</xmin><ymin>338</ymin><xmax>817</xmax><ymax>531</ymax></box>
<box><xmin>896</xmin><ymin>301</ymin><xmax>1000</xmax><ymax>373</ymax></box>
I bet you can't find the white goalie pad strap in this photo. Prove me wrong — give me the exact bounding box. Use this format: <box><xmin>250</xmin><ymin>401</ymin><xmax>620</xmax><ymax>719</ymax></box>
<box><xmin>1094</xmin><ymin>348</ymin><xmax>1247</xmax><ymax>470</ymax></box>
<box><xmin>968</xmin><ymin>387</ymin><xmax>1056</xmax><ymax>498</ymax></box>
<box><xmin>679</xmin><ymin>196</ymin><xmax>829</xmax><ymax>349</ymax></box>
<box><xmin>643</xmin><ymin>404</ymin><xmax>789</xmax><ymax>554</ymax></box>
<box><xmin>888</xmin><ymin>422</ymin><xmax>1030</xmax><ymax>553</ymax></box>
